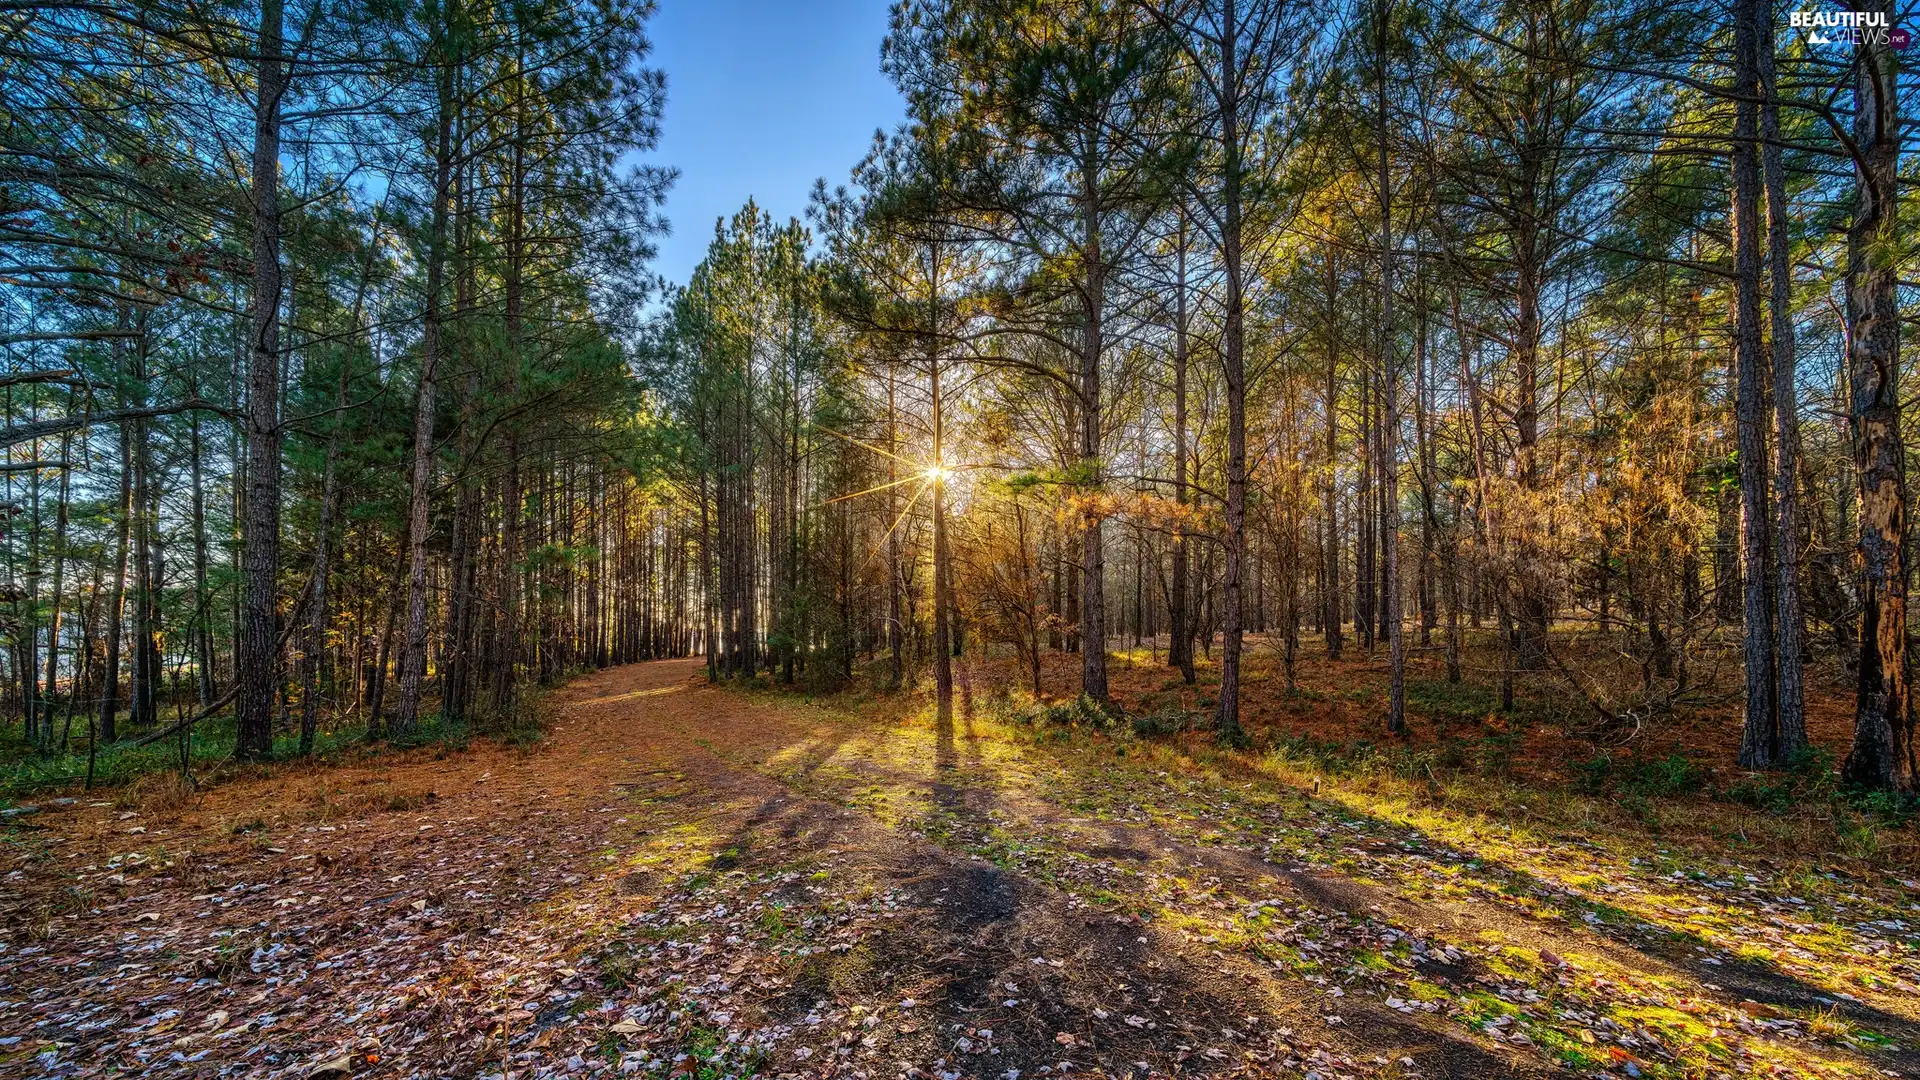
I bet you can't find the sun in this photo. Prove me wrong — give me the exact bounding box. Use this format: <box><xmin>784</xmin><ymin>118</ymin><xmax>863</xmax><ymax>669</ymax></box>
<box><xmin>923</xmin><ymin>464</ymin><xmax>953</xmax><ymax>484</ymax></box>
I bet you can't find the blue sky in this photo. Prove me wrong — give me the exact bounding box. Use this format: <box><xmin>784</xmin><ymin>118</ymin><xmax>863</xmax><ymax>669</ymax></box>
<box><xmin>643</xmin><ymin>0</ymin><xmax>906</xmax><ymax>289</ymax></box>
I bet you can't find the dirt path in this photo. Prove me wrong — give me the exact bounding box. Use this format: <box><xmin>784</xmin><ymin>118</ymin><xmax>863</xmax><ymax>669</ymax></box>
<box><xmin>0</xmin><ymin>660</ymin><xmax>1912</xmax><ymax>1080</ymax></box>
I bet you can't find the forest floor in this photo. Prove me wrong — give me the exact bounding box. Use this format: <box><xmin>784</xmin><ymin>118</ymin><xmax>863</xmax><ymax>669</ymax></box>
<box><xmin>2</xmin><ymin>653</ymin><xmax>1918</xmax><ymax>1080</ymax></box>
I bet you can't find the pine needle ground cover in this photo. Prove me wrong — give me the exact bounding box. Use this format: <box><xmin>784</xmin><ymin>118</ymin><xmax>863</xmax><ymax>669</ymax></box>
<box><xmin>4</xmin><ymin>655</ymin><xmax>1915</xmax><ymax>1080</ymax></box>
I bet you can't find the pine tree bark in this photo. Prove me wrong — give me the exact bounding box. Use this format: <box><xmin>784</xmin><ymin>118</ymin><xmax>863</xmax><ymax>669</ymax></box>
<box><xmin>188</xmin><ymin>405</ymin><xmax>215</xmax><ymax>706</ymax></box>
<box><xmin>1323</xmin><ymin>245</ymin><xmax>1343</xmax><ymax>660</ymax></box>
<box><xmin>235</xmin><ymin>0</ymin><xmax>286</xmax><ymax>760</ymax></box>
<box><xmin>1843</xmin><ymin>0</ymin><xmax>1914</xmax><ymax>792</ymax></box>
<box><xmin>1377</xmin><ymin>0</ymin><xmax>1405</xmax><ymax>734</ymax></box>
<box><xmin>1215</xmin><ymin>1</ymin><xmax>1247</xmax><ymax>743</ymax></box>
<box><xmin>1169</xmin><ymin>214</ymin><xmax>1196</xmax><ymax>682</ymax></box>
<box><xmin>100</xmin><ymin>400</ymin><xmax>131</xmax><ymax>744</ymax></box>
<box><xmin>1759</xmin><ymin>1</ymin><xmax>1808</xmax><ymax>763</ymax></box>
<box><xmin>1732</xmin><ymin>0</ymin><xmax>1777</xmax><ymax>768</ymax></box>
<box><xmin>1078</xmin><ymin>168</ymin><xmax>1108</xmax><ymax>704</ymax></box>
<box><xmin>392</xmin><ymin>36</ymin><xmax>456</xmax><ymax>735</ymax></box>
<box><xmin>131</xmin><ymin>364</ymin><xmax>160</xmax><ymax>731</ymax></box>
<box><xmin>930</xmin><ymin>303</ymin><xmax>954</xmax><ymax>730</ymax></box>
<box><xmin>887</xmin><ymin>368</ymin><xmax>904</xmax><ymax>688</ymax></box>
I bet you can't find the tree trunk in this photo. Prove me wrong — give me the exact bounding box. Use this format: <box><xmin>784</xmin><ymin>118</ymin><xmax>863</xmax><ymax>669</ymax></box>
<box><xmin>392</xmin><ymin>40</ymin><xmax>456</xmax><ymax>735</ymax></box>
<box><xmin>100</xmin><ymin>406</ymin><xmax>132</xmax><ymax>745</ymax></box>
<box><xmin>235</xmin><ymin>0</ymin><xmax>286</xmax><ymax>760</ymax></box>
<box><xmin>40</xmin><ymin>428</ymin><xmax>70</xmax><ymax>752</ymax></box>
<box><xmin>1170</xmin><ymin>213</ymin><xmax>1196</xmax><ymax>682</ymax></box>
<box><xmin>1377</xmin><ymin>0</ymin><xmax>1405</xmax><ymax>735</ymax></box>
<box><xmin>1215</xmin><ymin>0</ymin><xmax>1246</xmax><ymax>743</ymax></box>
<box><xmin>1323</xmin><ymin>244</ymin><xmax>1343</xmax><ymax>661</ymax></box>
<box><xmin>1079</xmin><ymin>169</ymin><xmax>1108</xmax><ymax>704</ymax></box>
<box><xmin>1735</xmin><ymin>0</ymin><xmax>1774</xmax><ymax>764</ymax></box>
<box><xmin>930</xmin><ymin>246</ymin><xmax>955</xmax><ymax>730</ymax></box>
<box><xmin>1843</xmin><ymin>0</ymin><xmax>1914</xmax><ymax>793</ymax></box>
<box><xmin>188</xmin><ymin>405</ymin><xmax>215</xmax><ymax>707</ymax></box>
<box><xmin>1732</xmin><ymin>0</ymin><xmax>1777</xmax><ymax>768</ymax></box>
<box><xmin>1758</xmin><ymin>1</ymin><xmax>1808</xmax><ymax>764</ymax></box>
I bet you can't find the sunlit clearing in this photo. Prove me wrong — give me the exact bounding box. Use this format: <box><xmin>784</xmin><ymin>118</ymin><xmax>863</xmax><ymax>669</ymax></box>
<box><xmin>577</xmin><ymin>686</ymin><xmax>683</xmax><ymax>707</ymax></box>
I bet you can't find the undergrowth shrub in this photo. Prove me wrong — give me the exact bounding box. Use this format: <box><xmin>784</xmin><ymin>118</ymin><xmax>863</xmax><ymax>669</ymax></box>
<box><xmin>1725</xmin><ymin>747</ymin><xmax>1915</xmax><ymax>831</ymax></box>
<box><xmin>1571</xmin><ymin>752</ymin><xmax>1709</xmax><ymax>799</ymax></box>
<box><xmin>1131</xmin><ymin>705</ymin><xmax>1194</xmax><ymax>737</ymax></box>
<box><xmin>1008</xmin><ymin>694</ymin><xmax>1122</xmax><ymax>732</ymax></box>
<box><xmin>1725</xmin><ymin>747</ymin><xmax>1837</xmax><ymax>812</ymax></box>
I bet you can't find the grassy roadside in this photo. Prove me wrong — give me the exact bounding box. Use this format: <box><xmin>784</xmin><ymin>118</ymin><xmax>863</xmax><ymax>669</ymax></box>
<box><xmin>0</xmin><ymin>691</ymin><xmax>550</xmax><ymax>807</ymax></box>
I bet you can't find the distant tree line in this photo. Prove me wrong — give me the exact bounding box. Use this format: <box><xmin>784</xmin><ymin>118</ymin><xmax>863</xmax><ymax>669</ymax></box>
<box><xmin>640</xmin><ymin>0</ymin><xmax>1920</xmax><ymax>794</ymax></box>
<box><xmin>0</xmin><ymin>0</ymin><xmax>677</xmax><ymax>761</ymax></box>
<box><xmin>5</xmin><ymin>0</ymin><xmax>1918</xmax><ymax>797</ymax></box>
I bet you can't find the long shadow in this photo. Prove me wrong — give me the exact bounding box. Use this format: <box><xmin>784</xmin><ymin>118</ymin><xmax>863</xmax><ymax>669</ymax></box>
<box><xmin>935</xmin><ymin>707</ymin><xmax>957</xmax><ymax>775</ymax></box>
<box><xmin>675</xmin><ymin>766</ymin><xmax>1553</xmax><ymax>1080</ymax></box>
<box><xmin>1296</xmin><ymin>796</ymin><xmax>1920</xmax><ymax>1044</ymax></box>
<box><xmin>694</xmin><ymin>678</ymin><xmax>1917</xmax><ymax>1076</ymax></box>
<box><xmin>1108</xmin><ymin>744</ymin><xmax>1920</xmax><ymax>1073</ymax></box>
<box><xmin>777</xmin><ymin>702</ymin><xmax>1920</xmax><ymax>1076</ymax></box>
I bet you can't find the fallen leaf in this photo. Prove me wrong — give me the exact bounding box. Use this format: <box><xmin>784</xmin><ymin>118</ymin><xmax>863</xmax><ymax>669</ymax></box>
<box><xmin>307</xmin><ymin>1056</ymin><xmax>353</xmax><ymax>1078</ymax></box>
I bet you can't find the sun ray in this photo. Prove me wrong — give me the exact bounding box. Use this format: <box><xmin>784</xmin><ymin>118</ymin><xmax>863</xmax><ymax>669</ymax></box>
<box><xmin>817</xmin><ymin>426</ymin><xmax>916</xmax><ymax>466</ymax></box>
<box><xmin>859</xmin><ymin>477</ymin><xmax>930</xmax><ymax>572</ymax></box>
<box><xmin>819</xmin><ymin>473</ymin><xmax>927</xmax><ymax>506</ymax></box>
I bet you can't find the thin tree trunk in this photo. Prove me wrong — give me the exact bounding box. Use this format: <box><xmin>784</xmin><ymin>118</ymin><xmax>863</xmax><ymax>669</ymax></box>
<box><xmin>1378</xmin><ymin>0</ymin><xmax>1405</xmax><ymax>735</ymax></box>
<box><xmin>887</xmin><ymin>369</ymin><xmax>904</xmax><ymax>689</ymax></box>
<box><xmin>930</xmin><ymin>245</ymin><xmax>955</xmax><ymax>730</ymax></box>
<box><xmin>100</xmin><ymin>394</ymin><xmax>133</xmax><ymax>745</ymax></box>
<box><xmin>1758</xmin><ymin>3</ymin><xmax>1808</xmax><ymax>764</ymax></box>
<box><xmin>392</xmin><ymin>39</ymin><xmax>456</xmax><ymax>735</ymax></box>
<box><xmin>1079</xmin><ymin>167</ymin><xmax>1108</xmax><ymax>704</ymax></box>
<box><xmin>188</xmin><ymin>405</ymin><xmax>215</xmax><ymax>707</ymax></box>
<box><xmin>1215</xmin><ymin>0</ymin><xmax>1247</xmax><ymax>743</ymax></box>
<box><xmin>300</xmin><ymin>359</ymin><xmax>347</xmax><ymax>754</ymax></box>
<box><xmin>1323</xmin><ymin>243</ymin><xmax>1343</xmax><ymax>660</ymax></box>
<box><xmin>40</xmin><ymin>427</ymin><xmax>70</xmax><ymax>752</ymax></box>
<box><xmin>1170</xmin><ymin>212</ymin><xmax>1196</xmax><ymax>682</ymax></box>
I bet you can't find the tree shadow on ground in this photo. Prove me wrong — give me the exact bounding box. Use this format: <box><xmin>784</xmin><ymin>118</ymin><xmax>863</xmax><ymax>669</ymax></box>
<box><xmin>670</xmin><ymin>758</ymin><xmax>1556</xmax><ymax>1079</ymax></box>
<box><xmin>781</xmin><ymin>719</ymin><xmax>1920</xmax><ymax>1080</ymax></box>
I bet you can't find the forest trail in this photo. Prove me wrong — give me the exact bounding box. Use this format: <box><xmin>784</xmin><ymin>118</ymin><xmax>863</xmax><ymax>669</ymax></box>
<box><xmin>3</xmin><ymin>659</ymin><xmax>1915</xmax><ymax>1080</ymax></box>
